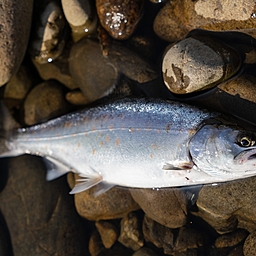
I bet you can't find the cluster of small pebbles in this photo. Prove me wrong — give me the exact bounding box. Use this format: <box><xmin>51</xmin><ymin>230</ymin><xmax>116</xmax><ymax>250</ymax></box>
<box><xmin>2</xmin><ymin>0</ymin><xmax>256</xmax><ymax>255</ymax></box>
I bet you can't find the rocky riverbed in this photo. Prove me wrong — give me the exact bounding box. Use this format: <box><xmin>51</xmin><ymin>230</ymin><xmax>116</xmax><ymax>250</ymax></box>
<box><xmin>1</xmin><ymin>0</ymin><xmax>256</xmax><ymax>255</ymax></box>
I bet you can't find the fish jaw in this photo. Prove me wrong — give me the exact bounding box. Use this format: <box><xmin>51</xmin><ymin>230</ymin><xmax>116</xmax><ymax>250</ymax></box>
<box><xmin>234</xmin><ymin>148</ymin><xmax>256</xmax><ymax>165</ymax></box>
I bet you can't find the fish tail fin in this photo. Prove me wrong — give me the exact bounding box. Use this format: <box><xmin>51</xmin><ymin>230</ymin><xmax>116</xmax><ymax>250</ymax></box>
<box><xmin>0</xmin><ymin>101</ymin><xmax>20</xmax><ymax>156</ymax></box>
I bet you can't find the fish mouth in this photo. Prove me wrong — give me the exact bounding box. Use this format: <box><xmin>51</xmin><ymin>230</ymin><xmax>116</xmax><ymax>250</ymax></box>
<box><xmin>234</xmin><ymin>149</ymin><xmax>256</xmax><ymax>164</ymax></box>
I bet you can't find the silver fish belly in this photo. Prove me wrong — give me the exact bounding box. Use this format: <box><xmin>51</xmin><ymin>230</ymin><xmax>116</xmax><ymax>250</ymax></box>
<box><xmin>2</xmin><ymin>98</ymin><xmax>256</xmax><ymax>194</ymax></box>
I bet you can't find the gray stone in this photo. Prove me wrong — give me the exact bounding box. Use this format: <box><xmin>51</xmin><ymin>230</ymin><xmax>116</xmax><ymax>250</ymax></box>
<box><xmin>162</xmin><ymin>36</ymin><xmax>241</xmax><ymax>94</ymax></box>
<box><xmin>130</xmin><ymin>188</ymin><xmax>188</xmax><ymax>229</ymax></box>
<box><xmin>24</xmin><ymin>80</ymin><xmax>69</xmax><ymax>125</ymax></box>
<box><xmin>118</xmin><ymin>212</ymin><xmax>144</xmax><ymax>251</ymax></box>
<box><xmin>0</xmin><ymin>0</ymin><xmax>33</xmax><ymax>86</ymax></box>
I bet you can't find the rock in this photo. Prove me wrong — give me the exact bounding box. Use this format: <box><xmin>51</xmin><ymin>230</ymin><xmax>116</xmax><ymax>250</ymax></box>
<box><xmin>228</xmin><ymin>245</ymin><xmax>244</xmax><ymax>256</ymax></box>
<box><xmin>89</xmin><ymin>230</ymin><xmax>105</xmax><ymax>256</ymax></box>
<box><xmin>95</xmin><ymin>220</ymin><xmax>119</xmax><ymax>249</ymax></box>
<box><xmin>154</xmin><ymin>0</ymin><xmax>256</xmax><ymax>42</ymax></box>
<box><xmin>24</xmin><ymin>80</ymin><xmax>69</xmax><ymax>125</ymax></box>
<box><xmin>130</xmin><ymin>188</ymin><xmax>188</xmax><ymax>229</ymax></box>
<box><xmin>70</xmin><ymin>174</ymin><xmax>140</xmax><ymax>220</ymax></box>
<box><xmin>243</xmin><ymin>231</ymin><xmax>256</xmax><ymax>256</ymax></box>
<box><xmin>195</xmin><ymin>177</ymin><xmax>256</xmax><ymax>234</ymax></box>
<box><xmin>132</xmin><ymin>247</ymin><xmax>158</xmax><ymax>256</ymax></box>
<box><xmin>69</xmin><ymin>38</ymin><xmax>157</xmax><ymax>104</ymax></box>
<box><xmin>62</xmin><ymin>0</ymin><xmax>97</xmax><ymax>42</ymax></box>
<box><xmin>0</xmin><ymin>155</ymin><xmax>89</xmax><ymax>256</ymax></box>
<box><xmin>32</xmin><ymin>41</ymin><xmax>78</xmax><ymax>90</ymax></box>
<box><xmin>214</xmin><ymin>229</ymin><xmax>248</xmax><ymax>248</ymax></box>
<box><xmin>162</xmin><ymin>35</ymin><xmax>241</xmax><ymax>94</ymax></box>
<box><xmin>118</xmin><ymin>212</ymin><xmax>144</xmax><ymax>251</ymax></box>
<box><xmin>29</xmin><ymin>1</ymin><xmax>67</xmax><ymax>64</ymax></box>
<box><xmin>96</xmin><ymin>0</ymin><xmax>144</xmax><ymax>40</ymax></box>
<box><xmin>4</xmin><ymin>65</ymin><xmax>33</xmax><ymax>100</ymax></box>
<box><xmin>66</xmin><ymin>89</ymin><xmax>90</xmax><ymax>105</ymax></box>
<box><xmin>0</xmin><ymin>0</ymin><xmax>33</xmax><ymax>86</ymax></box>
<box><xmin>143</xmin><ymin>215</ymin><xmax>174</xmax><ymax>255</ymax></box>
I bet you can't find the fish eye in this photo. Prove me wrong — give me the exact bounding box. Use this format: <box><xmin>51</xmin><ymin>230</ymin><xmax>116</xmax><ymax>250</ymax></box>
<box><xmin>237</xmin><ymin>133</ymin><xmax>256</xmax><ymax>147</ymax></box>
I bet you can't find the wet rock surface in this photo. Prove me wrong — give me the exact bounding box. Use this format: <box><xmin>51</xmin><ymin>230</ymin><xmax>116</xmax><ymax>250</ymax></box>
<box><xmin>2</xmin><ymin>1</ymin><xmax>256</xmax><ymax>255</ymax></box>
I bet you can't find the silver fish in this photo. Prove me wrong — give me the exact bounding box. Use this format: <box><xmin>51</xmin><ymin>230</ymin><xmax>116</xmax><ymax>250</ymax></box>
<box><xmin>1</xmin><ymin>98</ymin><xmax>256</xmax><ymax>195</ymax></box>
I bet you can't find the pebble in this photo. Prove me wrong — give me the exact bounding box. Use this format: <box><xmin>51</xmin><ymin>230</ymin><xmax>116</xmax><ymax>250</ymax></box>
<box><xmin>4</xmin><ymin>65</ymin><xmax>33</xmax><ymax>100</ymax></box>
<box><xmin>69</xmin><ymin>37</ymin><xmax>157</xmax><ymax>104</ymax></box>
<box><xmin>0</xmin><ymin>0</ymin><xmax>33</xmax><ymax>86</ymax></box>
<box><xmin>162</xmin><ymin>36</ymin><xmax>241</xmax><ymax>94</ymax></box>
<box><xmin>118</xmin><ymin>212</ymin><xmax>144</xmax><ymax>251</ymax></box>
<box><xmin>243</xmin><ymin>231</ymin><xmax>256</xmax><ymax>256</ymax></box>
<box><xmin>66</xmin><ymin>89</ymin><xmax>89</xmax><ymax>105</ymax></box>
<box><xmin>130</xmin><ymin>188</ymin><xmax>188</xmax><ymax>229</ymax></box>
<box><xmin>95</xmin><ymin>220</ymin><xmax>119</xmax><ymax>249</ymax></box>
<box><xmin>89</xmin><ymin>230</ymin><xmax>105</xmax><ymax>256</ymax></box>
<box><xmin>0</xmin><ymin>155</ymin><xmax>89</xmax><ymax>256</ymax></box>
<box><xmin>29</xmin><ymin>1</ymin><xmax>67</xmax><ymax>64</ymax></box>
<box><xmin>132</xmin><ymin>247</ymin><xmax>158</xmax><ymax>256</ymax></box>
<box><xmin>96</xmin><ymin>0</ymin><xmax>144</xmax><ymax>40</ymax></box>
<box><xmin>154</xmin><ymin>0</ymin><xmax>256</xmax><ymax>42</ymax></box>
<box><xmin>23</xmin><ymin>80</ymin><xmax>69</xmax><ymax>125</ymax></box>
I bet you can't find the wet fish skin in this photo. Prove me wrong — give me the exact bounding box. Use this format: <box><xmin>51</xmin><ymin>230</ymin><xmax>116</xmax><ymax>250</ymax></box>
<box><xmin>1</xmin><ymin>98</ymin><xmax>256</xmax><ymax>194</ymax></box>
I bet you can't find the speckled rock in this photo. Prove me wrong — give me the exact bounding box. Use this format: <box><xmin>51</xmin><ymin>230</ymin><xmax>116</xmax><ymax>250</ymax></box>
<box><xmin>195</xmin><ymin>177</ymin><xmax>256</xmax><ymax>234</ymax></box>
<box><xmin>4</xmin><ymin>65</ymin><xmax>33</xmax><ymax>100</ymax></box>
<box><xmin>0</xmin><ymin>156</ymin><xmax>89</xmax><ymax>256</ymax></box>
<box><xmin>118</xmin><ymin>212</ymin><xmax>144</xmax><ymax>251</ymax></box>
<box><xmin>162</xmin><ymin>36</ymin><xmax>241</xmax><ymax>94</ymax></box>
<box><xmin>130</xmin><ymin>188</ymin><xmax>188</xmax><ymax>229</ymax></box>
<box><xmin>62</xmin><ymin>0</ymin><xmax>97</xmax><ymax>42</ymax></box>
<box><xmin>0</xmin><ymin>0</ymin><xmax>33</xmax><ymax>86</ymax></box>
<box><xmin>69</xmin><ymin>37</ymin><xmax>158</xmax><ymax>104</ymax></box>
<box><xmin>215</xmin><ymin>229</ymin><xmax>248</xmax><ymax>248</ymax></box>
<box><xmin>24</xmin><ymin>80</ymin><xmax>69</xmax><ymax>125</ymax></box>
<box><xmin>69</xmin><ymin>174</ymin><xmax>140</xmax><ymax>220</ymax></box>
<box><xmin>243</xmin><ymin>231</ymin><xmax>256</xmax><ymax>256</ymax></box>
<box><xmin>154</xmin><ymin>0</ymin><xmax>256</xmax><ymax>42</ymax></box>
<box><xmin>95</xmin><ymin>220</ymin><xmax>119</xmax><ymax>249</ymax></box>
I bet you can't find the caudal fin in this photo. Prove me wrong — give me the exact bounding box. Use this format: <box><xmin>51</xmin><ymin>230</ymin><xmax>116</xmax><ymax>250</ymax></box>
<box><xmin>0</xmin><ymin>101</ymin><xmax>19</xmax><ymax>156</ymax></box>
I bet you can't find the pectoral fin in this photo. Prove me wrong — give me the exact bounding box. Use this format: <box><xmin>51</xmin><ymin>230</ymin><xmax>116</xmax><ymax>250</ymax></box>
<box><xmin>162</xmin><ymin>161</ymin><xmax>194</xmax><ymax>171</ymax></box>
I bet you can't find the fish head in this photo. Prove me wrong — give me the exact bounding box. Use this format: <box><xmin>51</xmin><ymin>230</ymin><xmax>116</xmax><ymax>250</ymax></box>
<box><xmin>189</xmin><ymin>123</ymin><xmax>256</xmax><ymax>180</ymax></box>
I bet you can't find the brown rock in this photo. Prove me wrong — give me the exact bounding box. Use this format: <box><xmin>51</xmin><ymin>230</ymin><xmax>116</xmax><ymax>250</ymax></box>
<box><xmin>0</xmin><ymin>155</ymin><xmax>89</xmax><ymax>256</ymax></box>
<box><xmin>66</xmin><ymin>89</ymin><xmax>90</xmax><ymax>105</ymax></box>
<box><xmin>95</xmin><ymin>220</ymin><xmax>119</xmax><ymax>249</ymax></box>
<box><xmin>89</xmin><ymin>230</ymin><xmax>105</xmax><ymax>256</ymax></box>
<box><xmin>0</xmin><ymin>0</ymin><xmax>33</xmax><ymax>86</ymax></box>
<box><xmin>243</xmin><ymin>231</ymin><xmax>256</xmax><ymax>256</ymax></box>
<box><xmin>24</xmin><ymin>80</ymin><xmax>69</xmax><ymax>125</ymax></box>
<box><xmin>130</xmin><ymin>188</ymin><xmax>188</xmax><ymax>229</ymax></box>
<box><xmin>132</xmin><ymin>247</ymin><xmax>158</xmax><ymax>256</ymax></box>
<box><xmin>228</xmin><ymin>245</ymin><xmax>244</xmax><ymax>256</ymax></box>
<box><xmin>118</xmin><ymin>212</ymin><xmax>144</xmax><ymax>251</ymax></box>
<box><xmin>154</xmin><ymin>0</ymin><xmax>256</xmax><ymax>42</ymax></box>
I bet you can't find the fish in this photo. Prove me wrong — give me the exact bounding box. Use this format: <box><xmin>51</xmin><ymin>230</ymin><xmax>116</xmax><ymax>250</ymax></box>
<box><xmin>1</xmin><ymin>98</ymin><xmax>256</xmax><ymax>195</ymax></box>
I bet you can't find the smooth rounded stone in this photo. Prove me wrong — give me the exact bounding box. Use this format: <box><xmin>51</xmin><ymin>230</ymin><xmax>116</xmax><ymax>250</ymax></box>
<box><xmin>143</xmin><ymin>215</ymin><xmax>174</xmax><ymax>255</ymax></box>
<box><xmin>215</xmin><ymin>229</ymin><xmax>248</xmax><ymax>248</ymax></box>
<box><xmin>0</xmin><ymin>155</ymin><xmax>89</xmax><ymax>256</ymax></box>
<box><xmin>243</xmin><ymin>231</ymin><xmax>256</xmax><ymax>256</ymax></box>
<box><xmin>29</xmin><ymin>1</ymin><xmax>67</xmax><ymax>64</ymax></box>
<box><xmin>130</xmin><ymin>188</ymin><xmax>188</xmax><ymax>229</ymax></box>
<box><xmin>154</xmin><ymin>0</ymin><xmax>256</xmax><ymax>42</ymax></box>
<box><xmin>66</xmin><ymin>89</ymin><xmax>90</xmax><ymax>105</ymax></box>
<box><xmin>4</xmin><ymin>65</ymin><xmax>33</xmax><ymax>100</ymax></box>
<box><xmin>132</xmin><ymin>247</ymin><xmax>158</xmax><ymax>256</ymax></box>
<box><xmin>118</xmin><ymin>212</ymin><xmax>144</xmax><ymax>251</ymax></box>
<box><xmin>69</xmin><ymin>38</ymin><xmax>157</xmax><ymax>104</ymax></box>
<box><xmin>69</xmin><ymin>174</ymin><xmax>140</xmax><ymax>220</ymax></box>
<box><xmin>95</xmin><ymin>220</ymin><xmax>119</xmax><ymax>249</ymax></box>
<box><xmin>162</xmin><ymin>36</ymin><xmax>241</xmax><ymax>94</ymax></box>
<box><xmin>96</xmin><ymin>0</ymin><xmax>144</xmax><ymax>40</ymax></box>
<box><xmin>0</xmin><ymin>0</ymin><xmax>33</xmax><ymax>86</ymax></box>
<box><xmin>62</xmin><ymin>0</ymin><xmax>97</xmax><ymax>42</ymax></box>
<box><xmin>89</xmin><ymin>230</ymin><xmax>105</xmax><ymax>256</ymax></box>
<box><xmin>32</xmin><ymin>41</ymin><xmax>78</xmax><ymax>90</ymax></box>
<box><xmin>195</xmin><ymin>176</ymin><xmax>256</xmax><ymax>234</ymax></box>
<box><xmin>24</xmin><ymin>80</ymin><xmax>69</xmax><ymax>125</ymax></box>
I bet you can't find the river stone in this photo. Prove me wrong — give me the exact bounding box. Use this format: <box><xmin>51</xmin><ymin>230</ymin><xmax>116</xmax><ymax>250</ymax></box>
<box><xmin>243</xmin><ymin>231</ymin><xmax>256</xmax><ymax>256</ymax></box>
<box><xmin>195</xmin><ymin>177</ymin><xmax>256</xmax><ymax>234</ymax></box>
<box><xmin>69</xmin><ymin>38</ymin><xmax>157</xmax><ymax>104</ymax></box>
<box><xmin>130</xmin><ymin>188</ymin><xmax>188</xmax><ymax>229</ymax></box>
<box><xmin>132</xmin><ymin>247</ymin><xmax>158</xmax><ymax>256</ymax></box>
<box><xmin>0</xmin><ymin>155</ymin><xmax>89</xmax><ymax>256</ymax></box>
<box><xmin>66</xmin><ymin>89</ymin><xmax>89</xmax><ymax>105</ymax></box>
<box><xmin>70</xmin><ymin>174</ymin><xmax>140</xmax><ymax>220</ymax></box>
<box><xmin>154</xmin><ymin>0</ymin><xmax>256</xmax><ymax>42</ymax></box>
<box><xmin>24</xmin><ymin>80</ymin><xmax>69</xmax><ymax>125</ymax></box>
<box><xmin>162</xmin><ymin>36</ymin><xmax>241</xmax><ymax>94</ymax></box>
<box><xmin>0</xmin><ymin>0</ymin><xmax>33</xmax><ymax>86</ymax></box>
